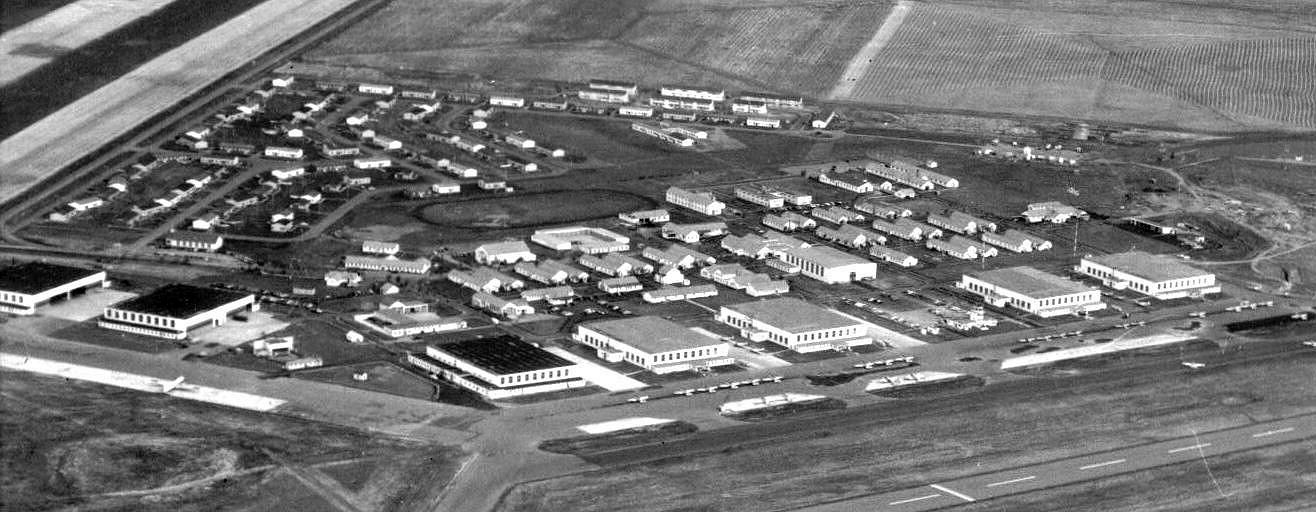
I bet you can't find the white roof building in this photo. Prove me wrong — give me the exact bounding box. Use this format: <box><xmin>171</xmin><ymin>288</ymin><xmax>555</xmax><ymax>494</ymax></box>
<box><xmin>474</xmin><ymin>241</ymin><xmax>537</xmax><ymax>265</ymax></box>
<box><xmin>666</xmin><ymin>187</ymin><xmax>725</xmax><ymax>216</ymax></box>
<box><xmin>1079</xmin><ymin>252</ymin><xmax>1220</xmax><ymax>300</ymax></box>
<box><xmin>718</xmin><ymin>297</ymin><xmax>871</xmax><ymax>353</ymax></box>
<box><xmin>776</xmin><ymin>246</ymin><xmax>876</xmax><ymax>284</ymax></box>
<box><xmin>531</xmin><ymin>226</ymin><xmax>631</xmax><ymax>254</ymax></box>
<box><xmin>574</xmin><ymin>316</ymin><xmax>733</xmax><ymax>374</ymax></box>
<box><xmin>960</xmin><ymin>267</ymin><xmax>1105</xmax><ymax>318</ymax></box>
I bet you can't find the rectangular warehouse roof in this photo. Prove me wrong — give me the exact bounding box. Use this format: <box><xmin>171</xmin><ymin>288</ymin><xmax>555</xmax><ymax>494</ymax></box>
<box><xmin>1086</xmin><ymin>252</ymin><xmax>1211</xmax><ymax>282</ymax></box>
<box><xmin>970</xmin><ymin>266</ymin><xmax>1093</xmax><ymax>298</ymax></box>
<box><xmin>108</xmin><ymin>284</ymin><xmax>251</xmax><ymax>318</ymax></box>
<box><xmin>435</xmin><ymin>336</ymin><xmax>574</xmax><ymax>375</ymax></box>
<box><xmin>582</xmin><ymin>316</ymin><xmax>724</xmax><ymax>354</ymax></box>
<box><xmin>0</xmin><ymin>262</ymin><xmax>102</xmax><ymax>295</ymax></box>
<box><xmin>724</xmin><ymin>297</ymin><xmax>861</xmax><ymax>334</ymax></box>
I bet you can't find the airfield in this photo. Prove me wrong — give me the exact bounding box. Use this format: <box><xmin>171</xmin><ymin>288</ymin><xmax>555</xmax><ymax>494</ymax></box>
<box><xmin>2</xmin><ymin>0</ymin><xmax>1316</xmax><ymax>511</ymax></box>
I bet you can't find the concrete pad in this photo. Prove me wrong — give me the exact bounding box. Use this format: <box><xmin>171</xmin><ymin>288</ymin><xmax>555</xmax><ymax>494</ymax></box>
<box><xmin>544</xmin><ymin>347</ymin><xmax>647</xmax><ymax>392</ymax></box>
<box><xmin>1001</xmin><ymin>333</ymin><xmax>1195</xmax><ymax>369</ymax></box>
<box><xmin>833</xmin><ymin>310</ymin><xmax>928</xmax><ymax>348</ymax></box>
<box><xmin>865</xmin><ymin>371</ymin><xmax>963</xmax><ymax>391</ymax></box>
<box><xmin>1</xmin><ymin>353</ymin><xmax>286</xmax><ymax>411</ymax></box>
<box><xmin>728</xmin><ymin>346</ymin><xmax>792</xmax><ymax>369</ymax></box>
<box><xmin>189</xmin><ymin>311</ymin><xmax>287</xmax><ymax>346</ymax></box>
<box><xmin>577</xmin><ymin>417</ymin><xmax>674</xmax><ymax>434</ymax></box>
<box><xmin>37</xmin><ymin>288</ymin><xmax>136</xmax><ymax>322</ymax></box>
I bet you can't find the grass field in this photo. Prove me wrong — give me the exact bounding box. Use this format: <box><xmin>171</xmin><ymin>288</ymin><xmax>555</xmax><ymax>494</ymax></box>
<box><xmin>417</xmin><ymin>189</ymin><xmax>654</xmax><ymax>229</ymax></box>
<box><xmin>833</xmin><ymin>1</ymin><xmax>1316</xmax><ymax>131</ymax></box>
<box><xmin>0</xmin><ymin>370</ymin><xmax>464</xmax><ymax>512</ymax></box>
<box><xmin>304</xmin><ymin>0</ymin><xmax>891</xmax><ymax>95</ymax></box>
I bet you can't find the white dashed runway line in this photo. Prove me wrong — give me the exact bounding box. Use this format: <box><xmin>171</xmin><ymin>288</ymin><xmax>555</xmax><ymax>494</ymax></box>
<box><xmin>795</xmin><ymin>415</ymin><xmax>1315</xmax><ymax>512</ymax></box>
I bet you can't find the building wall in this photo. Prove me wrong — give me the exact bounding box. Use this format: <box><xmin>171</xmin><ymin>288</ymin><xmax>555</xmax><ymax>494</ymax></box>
<box><xmin>0</xmin><ymin>271</ymin><xmax>106</xmax><ymax>315</ymax></box>
<box><xmin>573</xmin><ymin>326</ymin><xmax>730</xmax><ymax>373</ymax></box>
<box><xmin>101</xmin><ymin>294</ymin><xmax>254</xmax><ymax>339</ymax></box>
<box><xmin>1079</xmin><ymin>260</ymin><xmax>1220</xmax><ymax>299</ymax></box>
<box><xmin>718</xmin><ymin>308</ymin><xmax>867</xmax><ymax>352</ymax></box>
<box><xmin>959</xmin><ymin>275</ymin><xmax>1105</xmax><ymax>318</ymax></box>
<box><xmin>425</xmin><ymin>346</ymin><xmax>577</xmax><ymax>388</ymax></box>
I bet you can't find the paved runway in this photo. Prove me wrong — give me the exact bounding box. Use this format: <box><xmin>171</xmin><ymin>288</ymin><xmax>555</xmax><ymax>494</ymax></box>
<box><xmin>795</xmin><ymin>414</ymin><xmax>1316</xmax><ymax>511</ymax></box>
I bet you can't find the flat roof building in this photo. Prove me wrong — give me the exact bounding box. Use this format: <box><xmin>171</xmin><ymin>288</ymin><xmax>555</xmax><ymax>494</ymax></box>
<box><xmin>777</xmin><ymin>246</ymin><xmax>876</xmax><ymax>284</ymax></box>
<box><xmin>410</xmin><ymin>336</ymin><xmax>584</xmax><ymax>399</ymax></box>
<box><xmin>718</xmin><ymin>297</ymin><xmax>871</xmax><ymax>353</ymax></box>
<box><xmin>100</xmin><ymin>284</ymin><xmax>255</xmax><ymax>339</ymax></box>
<box><xmin>530</xmin><ymin>226</ymin><xmax>631</xmax><ymax>254</ymax></box>
<box><xmin>1080</xmin><ymin>252</ymin><xmax>1220</xmax><ymax>300</ymax></box>
<box><xmin>960</xmin><ymin>266</ymin><xmax>1105</xmax><ymax>318</ymax></box>
<box><xmin>0</xmin><ymin>263</ymin><xmax>107</xmax><ymax>315</ymax></box>
<box><xmin>574</xmin><ymin>316</ymin><xmax>733</xmax><ymax>374</ymax></box>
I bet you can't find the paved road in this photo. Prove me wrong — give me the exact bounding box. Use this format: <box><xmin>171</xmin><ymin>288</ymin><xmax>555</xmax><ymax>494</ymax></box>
<box><xmin>794</xmin><ymin>414</ymin><xmax>1316</xmax><ymax>512</ymax></box>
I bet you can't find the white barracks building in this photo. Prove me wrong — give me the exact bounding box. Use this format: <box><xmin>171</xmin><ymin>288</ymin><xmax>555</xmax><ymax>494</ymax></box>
<box><xmin>666</xmin><ymin>186</ymin><xmax>725</xmax><ymax>216</ymax></box>
<box><xmin>718</xmin><ymin>297</ymin><xmax>871</xmax><ymax>353</ymax></box>
<box><xmin>574</xmin><ymin>316</ymin><xmax>733</xmax><ymax>374</ymax></box>
<box><xmin>1079</xmin><ymin>251</ymin><xmax>1220</xmax><ymax>300</ymax></box>
<box><xmin>959</xmin><ymin>266</ymin><xmax>1105</xmax><ymax>318</ymax></box>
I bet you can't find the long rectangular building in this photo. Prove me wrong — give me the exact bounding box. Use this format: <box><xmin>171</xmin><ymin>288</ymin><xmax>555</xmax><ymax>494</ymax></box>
<box><xmin>0</xmin><ymin>262</ymin><xmax>107</xmax><ymax>315</ymax></box>
<box><xmin>574</xmin><ymin>316</ymin><xmax>733</xmax><ymax>374</ymax></box>
<box><xmin>411</xmin><ymin>336</ymin><xmax>584</xmax><ymax>399</ymax></box>
<box><xmin>959</xmin><ymin>266</ymin><xmax>1105</xmax><ymax>318</ymax></box>
<box><xmin>777</xmin><ymin>246</ymin><xmax>876</xmax><ymax>284</ymax></box>
<box><xmin>1079</xmin><ymin>252</ymin><xmax>1220</xmax><ymax>300</ymax></box>
<box><xmin>718</xmin><ymin>297</ymin><xmax>871</xmax><ymax>353</ymax></box>
<box><xmin>100</xmin><ymin>284</ymin><xmax>256</xmax><ymax>339</ymax></box>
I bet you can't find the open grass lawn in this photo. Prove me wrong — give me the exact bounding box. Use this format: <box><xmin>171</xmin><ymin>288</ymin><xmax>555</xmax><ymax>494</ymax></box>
<box><xmin>497</xmin><ymin>347</ymin><xmax>1316</xmax><ymax>512</ymax></box>
<box><xmin>417</xmin><ymin>189</ymin><xmax>654</xmax><ymax>229</ymax></box>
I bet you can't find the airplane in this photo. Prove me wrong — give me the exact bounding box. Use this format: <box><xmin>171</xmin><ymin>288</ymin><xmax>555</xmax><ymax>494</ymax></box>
<box><xmin>1181</xmin><ymin>362</ymin><xmax>1206</xmax><ymax>369</ymax></box>
<box><xmin>1301</xmin><ymin>341</ymin><xmax>1316</xmax><ymax>348</ymax></box>
<box><xmin>151</xmin><ymin>376</ymin><xmax>193</xmax><ymax>393</ymax></box>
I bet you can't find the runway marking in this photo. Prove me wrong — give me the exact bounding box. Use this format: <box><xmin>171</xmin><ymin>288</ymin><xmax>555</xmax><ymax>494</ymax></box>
<box><xmin>1079</xmin><ymin>459</ymin><xmax>1126</xmax><ymax>470</ymax></box>
<box><xmin>986</xmin><ymin>476</ymin><xmax>1036</xmax><ymax>487</ymax></box>
<box><xmin>1253</xmin><ymin>427</ymin><xmax>1295</xmax><ymax>438</ymax></box>
<box><xmin>1168</xmin><ymin>443</ymin><xmax>1212</xmax><ymax>454</ymax></box>
<box><xmin>889</xmin><ymin>494</ymin><xmax>940</xmax><ymax>505</ymax></box>
<box><xmin>929</xmin><ymin>484</ymin><xmax>976</xmax><ymax>502</ymax></box>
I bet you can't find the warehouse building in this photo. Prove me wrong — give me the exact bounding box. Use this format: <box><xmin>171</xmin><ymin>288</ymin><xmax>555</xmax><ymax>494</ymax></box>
<box><xmin>409</xmin><ymin>336</ymin><xmax>584</xmax><ymax>399</ymax></box>
<box><xmin>777</xmin><ymin>246</ymin><xmax>876</xmax><ymax>283</ymax></box>
<box><xmin>574</xmin><ymin>316</ymin><xmax>733</xmax><ymax>374</ymax></box>
<box><xmin>960</xmin><ymin>266</ymin><xmax>1105</xmax><ymax>318</ymax></box>
<box><xmin>1079</xmin><ymin>252</ymin><xmax>1220</xmax><ymax>300</ymax></box>
<box><xmin>100</xmin><ymin>284</ymin><xmax>256</xmax><ymax>339</ymax></box>
<box><xmin>578</xmin><ymin>89</ymin><xmax>631</xmax><ymax>103</ymax></box>
<box><xmin>0</xmin><ymin>262</ymin><xmax>108</xmax><ymax>315</ymax></box>
<box><xmin>718</xmin><ymin>297</ymin><xmax>871</xmax><ymax>353</ymax></box>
